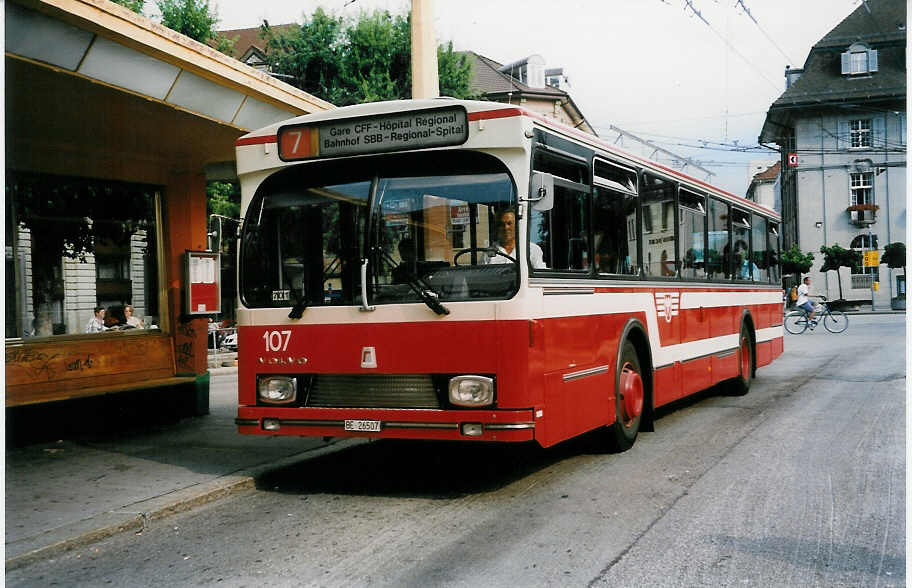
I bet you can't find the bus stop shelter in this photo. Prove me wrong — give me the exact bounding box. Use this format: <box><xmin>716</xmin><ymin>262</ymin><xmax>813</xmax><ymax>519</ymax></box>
<box><xmin>5</xmin><ymin>0</ymin><xmax>331</xmax><ymax>416</ymax></box>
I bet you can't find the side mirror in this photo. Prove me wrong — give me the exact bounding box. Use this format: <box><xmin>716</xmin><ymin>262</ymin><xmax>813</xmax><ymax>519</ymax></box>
<box><xmin>208</xmin><ymin>214</ymin><xmax>242</xmax><ymax>253</ymax></box>
<box><xmin>529</xmin><ymin>171</ymin><xmax>554</xmax><ymax>212</ymax></box>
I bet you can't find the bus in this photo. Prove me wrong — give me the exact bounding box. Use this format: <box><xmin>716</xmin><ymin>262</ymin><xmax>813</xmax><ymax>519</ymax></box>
<box><xmin>233</xmin><ymin>99</ymin><xmax>783</xmax><ymax>451</ymax></box>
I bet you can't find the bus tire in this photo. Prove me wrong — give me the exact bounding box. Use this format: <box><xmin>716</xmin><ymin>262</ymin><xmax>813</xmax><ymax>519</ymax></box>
<box><xmin>727</xmin><ymin>323</ymin><xmax>754</xmax><ymax>396</ymax></box>
<box><xmin>607</xmin><ymin>340</ymin><xmax>644</xmax><ymax>452</ymax></box>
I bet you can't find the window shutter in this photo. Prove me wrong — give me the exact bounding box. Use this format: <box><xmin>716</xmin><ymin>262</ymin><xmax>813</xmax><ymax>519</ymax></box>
<box><xmin>868</xmin><ymin>49</ymin><xmax>878</xmax><ymax>72</ymax></box>
<box><xmin>837</xmin><ymin>120</ymin><xmax>849</xmax><ymax>149</ymax></box>
<box><xmin>841</xmin><ymin>51</ymin><xmax>851</xmax><ymax>74</ymax></box>
<box><xmin>872</xmin><ymin>116</ymin><xmax>885</xmax><ymax>148</ymax></box>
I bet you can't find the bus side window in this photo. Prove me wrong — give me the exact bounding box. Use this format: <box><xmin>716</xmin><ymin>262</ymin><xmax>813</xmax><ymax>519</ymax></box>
<box><xmin>593</xmin><ymin>187</ymin><xmax>638</xmax><ymax>276</ymax></box>
<box><xmin>641</xmin><ymin>172</ymin><xmax>677</xmax><ymax>278</ymax></box>
<box><xmin>678</xmin><ymin>189</ymin><xmax>706</xmax><ymax>281</ymax></box>
<box><xmin>592</xmin><ymin>159</ymin><xmax>639</xmax><ymax>277</ymax></box>
<box><xmin>707</xmin><ymin>198</ymin><xmax>729</xmax><ymax>280</ymax></box>
<box><xmin>530</xmin><ymin>151</ymin><xmax>590</xmax><ymax>272</ymax></box>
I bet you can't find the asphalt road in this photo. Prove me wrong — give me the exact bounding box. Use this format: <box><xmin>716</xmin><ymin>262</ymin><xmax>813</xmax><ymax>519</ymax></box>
<box><xmin>9</xmin><ymin>315</ymin><xmax>905</xmax><ymax>587</ymax></box>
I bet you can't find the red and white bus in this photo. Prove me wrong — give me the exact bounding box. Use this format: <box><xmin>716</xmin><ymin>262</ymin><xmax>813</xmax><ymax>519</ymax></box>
<box><xmin>233</xmin><ymin>99</ymin><xmax>783</xmax><ymax>450</ymax></box>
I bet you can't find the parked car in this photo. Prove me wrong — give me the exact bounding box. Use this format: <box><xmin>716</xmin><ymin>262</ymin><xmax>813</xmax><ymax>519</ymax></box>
<box><xmin>222</xmin><ymin>331</ymin><xmax>237</xmax><ymax>351</ymax></box>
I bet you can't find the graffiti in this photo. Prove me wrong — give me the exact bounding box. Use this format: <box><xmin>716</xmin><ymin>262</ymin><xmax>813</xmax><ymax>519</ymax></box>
<box><xmin>175</xmin><ymin>342</ymin><xmax>194</xmax><ymax>370</ymax></box>
<box><xmin>178</xmin><ymin>322</ymin><xmax>196</xmax><ymax>338</ymax></box>
<box><xmin>65</xmin><ymin>354</ymin><xmax>96</xmax><ymax>372</ymax></box>
<box><xmin>6</xmin><ymin>349</ymin><xmax>61</xmax><ymax>381</ymax></box>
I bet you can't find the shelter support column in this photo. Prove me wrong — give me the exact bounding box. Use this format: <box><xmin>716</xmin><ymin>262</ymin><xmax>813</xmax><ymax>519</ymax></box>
<box><xmin>164</xmin><ymin>171</ymin><xmax>209</xmax><ymax>377</ymax></box>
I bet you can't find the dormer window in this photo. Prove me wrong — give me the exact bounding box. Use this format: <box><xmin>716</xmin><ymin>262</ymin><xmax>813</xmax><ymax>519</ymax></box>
<box><xmin>841</xmin><ymin>43</ymin><xmax>878</xmax><ymax>76</ymax></box>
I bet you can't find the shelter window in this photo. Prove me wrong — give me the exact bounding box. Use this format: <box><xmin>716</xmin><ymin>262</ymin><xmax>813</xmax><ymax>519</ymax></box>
<box><xmin>5</xmin><ymin>172</ymin><xmax>161</xmax><ymax>339</ymax></box>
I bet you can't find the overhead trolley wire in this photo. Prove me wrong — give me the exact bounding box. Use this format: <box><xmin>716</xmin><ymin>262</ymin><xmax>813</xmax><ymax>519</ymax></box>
<box><xmin>734</xmin><ymin>0</ymin><xmax>801</xmax><ymax>66</ymax></box>
<box><xmin>677</xmin><ymin>0</ymin><xmax>782</xmax><ymax>92</ymax></box>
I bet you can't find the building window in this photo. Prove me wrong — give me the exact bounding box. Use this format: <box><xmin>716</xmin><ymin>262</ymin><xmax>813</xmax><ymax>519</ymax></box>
<box><xmin>841</xmin><ymin>43</ymin><xmax>878</xmax><ymax>76</ymax></box>
<box><xmin>849</xmin><ymin>119</ymin><xmax>872</xmax><ymax>148</ymax></box>
<box><xmin>850</xmin><ymin>234</ymin><xmax>878</xmax><ymax>249</ymax></box>
<box><xmin>849</xmin><ymin>172</ymin><xmax>874</xmax><ymax>206</ymax></box>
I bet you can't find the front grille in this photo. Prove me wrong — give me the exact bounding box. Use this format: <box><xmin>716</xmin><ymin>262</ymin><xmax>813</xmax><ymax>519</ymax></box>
<box><xmin>305</xmin><ymin>374</ymin><xmax>441</xmax><ymax>409</ymax></box>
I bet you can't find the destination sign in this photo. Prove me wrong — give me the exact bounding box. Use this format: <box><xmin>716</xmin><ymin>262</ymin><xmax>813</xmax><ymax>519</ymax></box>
<box><xmin>278</xmin><ymin>106</ymin><xmax>468</xmax><ymax>161</ymax></box>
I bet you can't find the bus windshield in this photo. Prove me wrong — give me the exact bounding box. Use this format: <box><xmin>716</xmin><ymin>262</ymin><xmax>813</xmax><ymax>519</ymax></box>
<box><xmin>240</xmin><ymin>151</ymin><xmax>519</xmax><ymax>310</ymax></box>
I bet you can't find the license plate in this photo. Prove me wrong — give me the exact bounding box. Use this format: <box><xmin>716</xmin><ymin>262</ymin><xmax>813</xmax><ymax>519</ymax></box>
<box><xmin>344</xmin><ymin>419</ymin><xmax>381</xmax><ymax>432</ymax></box>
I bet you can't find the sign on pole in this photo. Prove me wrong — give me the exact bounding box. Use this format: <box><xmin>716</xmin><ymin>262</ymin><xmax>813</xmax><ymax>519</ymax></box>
<box><xmin>787</xmin><ymin>153</ymin><xmax>799</xmax><ymax>167</ymax></box>
<box><xmin>863</xmin><ymin>250</ymin><xmax>880</xmax><ymax>267</ymax></box>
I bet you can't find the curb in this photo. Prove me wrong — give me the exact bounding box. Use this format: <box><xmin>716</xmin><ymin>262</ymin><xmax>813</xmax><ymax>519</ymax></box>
<box><xmin>5</xmin><ymin>438</ymin><xmax>367</xmax><ymax>571</ymax></box>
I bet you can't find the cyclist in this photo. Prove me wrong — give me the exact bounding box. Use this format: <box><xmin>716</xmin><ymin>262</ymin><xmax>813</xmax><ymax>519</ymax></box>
<box><xmin>795</xmin><ymin>276</ymin><xmax>817</xmax><ymax>327</ymax></box>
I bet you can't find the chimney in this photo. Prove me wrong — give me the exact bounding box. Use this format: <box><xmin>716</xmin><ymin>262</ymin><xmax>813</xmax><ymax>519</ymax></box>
<box><xmin>785</xmin><ymin>65</ymin><xmax>803</xmax><ymax>89</ymax></box>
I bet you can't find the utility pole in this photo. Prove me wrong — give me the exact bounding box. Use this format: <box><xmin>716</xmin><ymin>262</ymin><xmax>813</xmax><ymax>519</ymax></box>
<box><xmin>410</xmin><ymin>0</ymin><xmax>439</xmax><ymax>99</ymax></box>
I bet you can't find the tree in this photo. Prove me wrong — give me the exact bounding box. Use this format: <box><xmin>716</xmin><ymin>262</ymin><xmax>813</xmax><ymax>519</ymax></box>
<box><xmin>780</xmin><ymin>243</ymin><xmax>814</xmax><ymax>278</ymax></box>
<box><xmin>156</xmin><ymin>0</ymin><xmax>235</xmax><ymax>55</ymax></box>
<box><xmin>110</xmin><ymin>0</ymin><xmax>144</xmax><ymax>14</ymax></box>
<box><xmin>206</xmin><ymin>181</ymin><xmax>240</xmax><ymax>219</ymax></box>
<box><xmin>156</xmin><ymin>0</ymin><xmax>217</xmax><ymax>43</ymax></box>
<box><xmin>262</xmin><ymin>8</ymin><xmax>474</xmax><ymax>105</ymax></box>
<box><xmin>881</xmin><ymin>242</ymin><xmax>906</xmax><ymax>299</ymax></box>
<box><xmin>819</xmin><ymin>243</ymin><xmax>863</xmax><ymax>301</ymax></box>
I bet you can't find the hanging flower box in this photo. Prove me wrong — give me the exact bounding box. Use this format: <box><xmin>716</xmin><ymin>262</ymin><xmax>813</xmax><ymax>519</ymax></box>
<box><xmin>846</xmin><ymin>203</ymin><xmax>878</xmax><ymax>226</ymax></box>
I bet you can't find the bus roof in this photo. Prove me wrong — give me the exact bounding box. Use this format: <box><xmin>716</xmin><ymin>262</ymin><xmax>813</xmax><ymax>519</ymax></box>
<box><xmin>237</xmin><ymin>98</ymin><xmax>780</xmax><ymax>221</ymax></box>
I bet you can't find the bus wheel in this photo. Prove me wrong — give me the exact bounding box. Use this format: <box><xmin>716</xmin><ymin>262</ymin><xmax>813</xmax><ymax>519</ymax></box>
<box><xmin>607</xmin><ymin>340</ymin><xmax>644</xmax><ymax>452</ymax></box>
<box><xmin>727</xmin><ymin>324</ymin><xmax>754</xmax><ymax>396</ymax></box>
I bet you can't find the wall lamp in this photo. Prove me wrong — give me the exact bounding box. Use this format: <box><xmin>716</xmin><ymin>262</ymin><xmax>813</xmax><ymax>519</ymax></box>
<box><xmin>815</xmin><ymin>222</ymin><xmax>823</xmax><ymax>229</ymax></box>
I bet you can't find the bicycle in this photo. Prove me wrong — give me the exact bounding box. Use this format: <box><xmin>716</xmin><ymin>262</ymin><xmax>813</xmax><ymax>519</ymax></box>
<box><xmin>784</xmin><ymin>295</ymin><xmax>849</xmax><ymax>334</ymax></box>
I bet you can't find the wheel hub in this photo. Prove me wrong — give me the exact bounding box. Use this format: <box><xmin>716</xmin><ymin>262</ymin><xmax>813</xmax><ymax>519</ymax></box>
<box><xmin>620</xmin><ymin>362</ymin><xmax>643</xmax><ymax>421</ymax></box>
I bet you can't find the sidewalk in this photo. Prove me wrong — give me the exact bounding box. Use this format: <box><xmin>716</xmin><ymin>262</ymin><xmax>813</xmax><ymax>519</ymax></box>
<box><xmin>5</xmin><ymin>371</ymin><xmax>363</xmax><ymax>570</ymax></box>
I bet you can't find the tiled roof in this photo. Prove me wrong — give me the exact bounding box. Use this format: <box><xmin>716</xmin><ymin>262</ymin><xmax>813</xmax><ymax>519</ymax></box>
<box><xmin>217</xmin><ymin>24</ymin><xmax>298</xmax><ymax>60</ymax></box>
<box><xmin>760</xmin><ymin>0</ymin><xmax>905</xmax><ymax>142</ymax></box>
<box><xmin>768</xmin><ymin>0</ymin><xmax>905</xmax><ymax>109</ymax></box>
<box><xmin>463</xmin><ymin>51</ymin><xmax>567</xmax><ymax>98</ymax></box>
<box><xmin>753</xmin><ymin>161</ymin><xmax>780</xmax><ymax>182</ymax></box>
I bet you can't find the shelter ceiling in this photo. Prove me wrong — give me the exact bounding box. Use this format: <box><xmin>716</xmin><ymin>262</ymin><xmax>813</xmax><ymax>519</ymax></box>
<box><xmin>7</xmin><ymin>56</ymin><xmax>243</xmax><ymax>185</ymax></box>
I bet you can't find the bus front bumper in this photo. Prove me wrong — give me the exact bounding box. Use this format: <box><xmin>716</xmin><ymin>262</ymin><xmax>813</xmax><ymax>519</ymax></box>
<box><xmin>236</xmin><ymin>407</ymin><xmax>536</xmax><ymax>442</ymax></box>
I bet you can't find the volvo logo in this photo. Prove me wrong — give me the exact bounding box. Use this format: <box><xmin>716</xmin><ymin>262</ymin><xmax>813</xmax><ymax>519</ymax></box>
<box><xmin>258</xmin><ymin>356</ymin><xmax>308</xmax><ymax>365</ymax></box>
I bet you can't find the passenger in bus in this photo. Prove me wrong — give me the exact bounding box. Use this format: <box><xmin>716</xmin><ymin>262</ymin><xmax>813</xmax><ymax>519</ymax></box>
<box><xmin>733</xmin><ymin>240</ymin><xmax>758</xmax><ymax>280</ymax></box>
<box><xmin>487</xmin><ymin>210</ymin><xmax>546</xmax><ymax>269</ymax></box>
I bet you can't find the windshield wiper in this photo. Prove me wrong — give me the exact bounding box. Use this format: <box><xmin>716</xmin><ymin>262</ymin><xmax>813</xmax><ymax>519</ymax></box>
<box><xmin>284</xmin><ymin>268</ymin><xmax>307</xmax><ymax>319</ymax></box>
<box><xmin>381</xmin><ymin>250</ymin><xmax>449</xmax><ymax>316</ymax></box>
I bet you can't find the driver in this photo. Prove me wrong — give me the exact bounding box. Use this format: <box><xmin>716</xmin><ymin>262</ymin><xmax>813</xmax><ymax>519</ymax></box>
<box><xmin>487</xmin><ymin>209</ymin><xmax>546</xmax><ymax>268</ymax></box>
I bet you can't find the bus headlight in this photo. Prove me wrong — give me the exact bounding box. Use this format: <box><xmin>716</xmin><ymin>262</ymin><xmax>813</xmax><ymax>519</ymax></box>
<box><xmin>257</xmin><ymin>376</ymin><xmax>297</xmax><ymax>404</ymax></box>
<box><xmin>448</xmin><ymin>376</ymin><xmax>494</xmax><ymax>407</ymax></box>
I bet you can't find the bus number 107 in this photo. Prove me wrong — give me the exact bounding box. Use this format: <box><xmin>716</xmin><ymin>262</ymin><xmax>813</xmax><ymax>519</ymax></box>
<box><xmin>262</xmin><ymin>330</ymin><xmax>292</xmax><ymax>352</ymax></box>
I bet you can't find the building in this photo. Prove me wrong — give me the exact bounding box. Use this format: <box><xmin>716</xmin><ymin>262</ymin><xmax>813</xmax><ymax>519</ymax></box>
<box><xmin>5</xmin><ymin>0</ymin><xmax>331</xmax><ymax>414</ymax></box>
<box><xmin>464</xmin><ymin>52</ymin><xmax>596</xmax><ymax>135</ymax></box>
<box><xmin>745</xmin><ymin>161</ymin><xmax>781</xmax><ymax>212</ymax></box>
<box><xmin>218</xmin><ymin>23</ymin><xmax>297</xmax><ymax>71</ymax></box>
<box><xmin>759</xmin><ymin>0</ymin><xmax>906</xmax><ymax>304</ymax></box>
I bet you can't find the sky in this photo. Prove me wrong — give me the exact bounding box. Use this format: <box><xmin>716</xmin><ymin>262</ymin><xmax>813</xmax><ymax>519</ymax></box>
<box><xmin>204</xmin><ymin>0</ymin><xmax>862</xmax><ymax>196</ymax></box>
